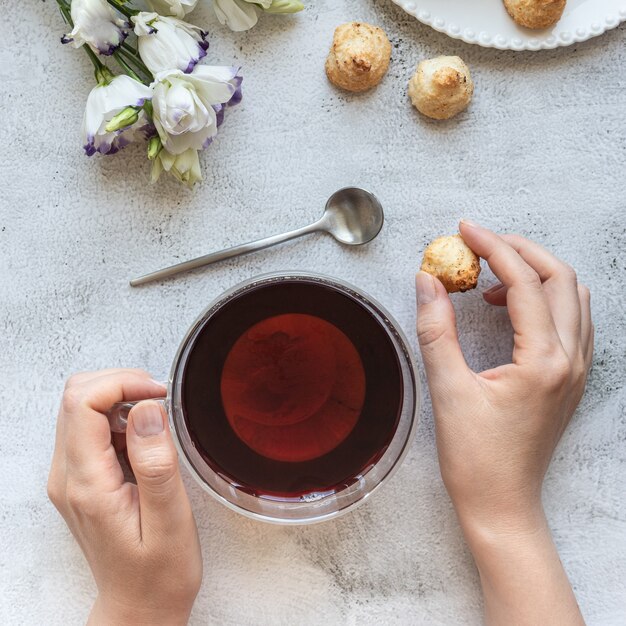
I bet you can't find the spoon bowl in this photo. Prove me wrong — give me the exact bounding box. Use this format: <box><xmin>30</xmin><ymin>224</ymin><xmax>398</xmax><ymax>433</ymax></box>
<box><xmin>321</xmin><ymin>187</ymin><xmax>385</xmax><ymax>246</ymax></box>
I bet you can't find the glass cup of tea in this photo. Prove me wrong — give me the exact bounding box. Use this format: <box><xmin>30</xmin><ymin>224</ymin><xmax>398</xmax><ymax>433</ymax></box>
<box><xmin>108</xmin><ymin>272</ymin><xmax>419</xmax><ymax>524</ymax></box>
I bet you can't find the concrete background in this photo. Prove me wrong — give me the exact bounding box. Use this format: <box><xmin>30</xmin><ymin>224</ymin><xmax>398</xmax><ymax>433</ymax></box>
<box><xmin>1</xmin><ymin>1</ymin><xmax>624</xmax><ymax>624</ymax></box>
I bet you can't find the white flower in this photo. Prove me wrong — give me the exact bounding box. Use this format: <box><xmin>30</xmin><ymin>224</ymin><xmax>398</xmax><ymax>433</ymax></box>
<box><xmin>82</xmin><ymin>74</ymin><xmax>154</xmax><ymax>156</ymax></box>
<box><xmin>62</xmin><ymin>0</ymin><xmax>128</xmax><ymax>55</ymax></box>
<box><xmin>263</xmin><ymin>1</ymin><xmax>305</xmax><ymax>13</ymax></box>
<box><xmin>212</xmin><ymin>0</ymin><xmax>266</xmax><ymax>31</ymax></box>
<box><xmin>212</xmin><ymin>0</ymin><xmax>303</xmax><ymax>31</ymax></box>
<box><xmin>132</xmin><ymin>12</ymin><xmax>208</xmax><ymax>75</ymax></box>
<box><xmin>151</xmin><ymin>148</ymin><xmax>202</xmax><ymax>186</ymax></box>
<box><xmin>151</xmin><ymin>65</ymin><xmax>242</xmax><ymax>155</ymax></box>
<box><xmin>147</xmin><ymin>0</ymin><xmax>199</xmax><ymax>19</ymax></box>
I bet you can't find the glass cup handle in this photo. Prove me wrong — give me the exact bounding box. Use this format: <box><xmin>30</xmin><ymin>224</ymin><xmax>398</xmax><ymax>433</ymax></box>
<box><xmin>106</xmin><ymin>394</ymin><xmax>168</xmax><ymax>433</ymax></box>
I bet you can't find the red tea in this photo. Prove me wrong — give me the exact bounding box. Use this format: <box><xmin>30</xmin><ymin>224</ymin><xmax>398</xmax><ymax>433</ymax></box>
<box><xmin>182</xmin><ymin>279</ymin><xmax>403</xmax><ymax>499</ymax></box>
<box><xmin>221</xmin><ymin>313</ymin><xmax>366</xmax><ymax>463</ymax></box>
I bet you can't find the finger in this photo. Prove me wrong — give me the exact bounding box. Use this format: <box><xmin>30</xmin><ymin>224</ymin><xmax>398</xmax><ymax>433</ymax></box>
<box><xmin>578</xmin><ymin>284</ymin><xmax>592</xmax><ymax>363</ymax></box>
<box><xmin>63</xmin><ymin>373</ymin><xmax>167</xmax><ymax>480</ymax></box>
<box><xmin>578</xmin><ymin>284</ymin><xmax>592</xmax><ymax>349</ymax></box>
<box><xmin>65</xmin><ymin>368</ymin><xmax>152</xmax><ymax>388</ymax></box>
<box><xmin>459</xmin><ymin>221</ymin><xmax>561</xmax><ymax>357</ymax></box>
<box><xmin>500</xmin><ymin>234</ymin><xmax>581</xmax><ymax>358</ymax></box>
<box><xmin>62</xmin><ymin>368</ymin><xmax>151</xmax><ymax>461</ymax></box>
<box><xmin>126</xmin><ymin>401</ymin><xmax>194</xmax><ymax>540</ymax></box>
<box><xmin>482</xmin><ymin>282</ymin><xmax>507</xmax><ymax>306</ymax></box>
<box><xmin>47</xmin><ymin>403</ymin><xmax>68</xmax><ymax>513</ymax></box>
<box><xmin>416</xmin><ymin>271</ymin><xmax>474</xmax><ymax>394</ymax></box>
<box><xmin>585</xmin><ymin>326</ymin><xmax>594</xmax><ymax>373</ymax></box>
<box><xmin>62</xmin><ymin>368</ymin><xmax>149</xmax><ymax>462</ymax></box>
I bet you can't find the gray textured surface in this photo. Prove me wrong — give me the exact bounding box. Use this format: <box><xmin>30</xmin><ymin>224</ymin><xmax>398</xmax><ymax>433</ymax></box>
<box><xmin>1</xmin><ymin>1</ymin><xmax>625</xmax><ymax>624</ymax></box>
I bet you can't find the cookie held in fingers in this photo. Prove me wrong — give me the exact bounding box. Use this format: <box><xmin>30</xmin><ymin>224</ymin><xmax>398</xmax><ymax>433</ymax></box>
<box><xmin>503</xmin><ymin>0</ymin><xmax>566</xmax><ymax>29</ymax></box>
<box><xmin>325</xmin><ymin>22</ymin><xmax>392</xmax><ymax>92</ymax></box>
<box><xmin>408</xmin><ymin>56</ymin><xmax>474</xmax><ymax>120</ymax></box>
<box><xmin>421</xmin><ymin>235</ymin><xmax>481</xmax><ymax>293</ymax></box>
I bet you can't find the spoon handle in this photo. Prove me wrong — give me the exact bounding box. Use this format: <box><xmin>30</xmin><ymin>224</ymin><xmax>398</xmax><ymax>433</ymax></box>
<box><xmin>130</xmin><ymin>221</ymin><xmax>322</xmax><ymax>287</ymax></box>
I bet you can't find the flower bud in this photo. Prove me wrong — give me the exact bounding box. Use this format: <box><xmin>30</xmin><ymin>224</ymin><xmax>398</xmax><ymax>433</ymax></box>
<box><xmin>151</xmin><ymin>148</ymin><xmax>202</xmax><ymax>186</ymax></box>
<box><xmin>147</xmin><ymin>136</ymin><xmax>162</xmax><ymax>160</ymax></box>
<box><xmin>105</xmin><ymin>106</ymin><xmax>140</xmax><ymax>133</ymax></box>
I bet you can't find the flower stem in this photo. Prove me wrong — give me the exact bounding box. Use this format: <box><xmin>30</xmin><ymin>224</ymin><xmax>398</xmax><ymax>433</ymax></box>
<box><xmin>113</xmin><ymin>51</ymin><xmax>147</xmax><ymax>84</ymax></box>
<box><xmin>119</xmin><ymin>44</ymin><xmax>152</xmax><ymax>79</ymax></box>
<box><xmin>56</xmin><ymin>0</ymin><xmax>73</xmax><ymax>29</ymax></box>
<box><xmin>107</xmin><ymin>0</ymin><xmax>137</xmax><ymax>19</ymax></box>
<box><xmin>55</xmin><ymin>0</ymin><xmax>71</xmax><ymax>13</ymax></box>
<box><xmin>85</xmin><ymin>45</ymin><xmax>107</xmax><ymax>72</ymax></box>
<box><xmin>121</xmin><ymin>42</ymin><xmax>142</xmax><ymax>58</ymax></box>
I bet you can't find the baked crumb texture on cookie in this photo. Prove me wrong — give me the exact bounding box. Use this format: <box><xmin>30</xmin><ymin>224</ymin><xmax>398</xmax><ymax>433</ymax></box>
<box><xmin>421</xmin><ymin>235</ymin><xmax>481</xmax><ymax>293</ymax></box>
<box><xmin>503</xmin><ymin>0</ymin><xmax>566</xmax><ymax>29</ymax></box>
<box><xmin>325</xmin><ymin>22</ymin><xmax>392</xmax><ymax>92</ymax></box>
<box><xmin>408</xmin><ymin>56</ymin><xmax>474</xmax><ymax>120</ymax></box>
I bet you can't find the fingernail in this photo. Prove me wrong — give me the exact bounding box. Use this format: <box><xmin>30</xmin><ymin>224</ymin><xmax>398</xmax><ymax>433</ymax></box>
<box><xmin>132</xmin><ymin>402</ymin><xmax>164</xmax><ymax>437</ymax></box>
<box><xmin>416</xmin><ymin>271</ymin><xmax>437</xmax><ymax>305</ymax></box>
<box><xmin>460</xmin><ymin>218</ymin><xmax>479</xmax><ymax>228</ymax></box>
<box><xmin>483</xmin><ymin>283</ymin><xmax>504</xmax><ymax>294</ymax></box>
<box><xmin>149</xmin><ymin>379</ymin><xmax>167</xmax><ymax>391</ymax></box>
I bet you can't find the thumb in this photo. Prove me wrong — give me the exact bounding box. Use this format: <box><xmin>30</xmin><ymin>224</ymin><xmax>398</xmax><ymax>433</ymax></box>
<box><xmin>415</xmin><ymin>271</ymin><xmax>473</xmax><ymax>395</ymax></box>
<box><xmin>126</xmin><ymin>401</ymin><xmax>194</xmax><ymax>538</ymax></box>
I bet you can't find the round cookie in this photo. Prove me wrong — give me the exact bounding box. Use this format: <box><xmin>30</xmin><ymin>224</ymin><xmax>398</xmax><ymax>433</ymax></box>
<box><xmin>421</xmin><ymin>235</ymin><xmax>481</xmax><ymax>293</ymax></box>
<box><xmin>408</xmin><ymin>56</ymin><xmax>474</xmax><ymax>120</ymax></box>
<box><xmin>325</xmin><ymin>22</ymin><xmax>392</xmax><ymax>92</ymax></box>
<box><xmin>503</xmin><ymin>0</ymin><xmax>566</xmax><ymax>29</ymax></box>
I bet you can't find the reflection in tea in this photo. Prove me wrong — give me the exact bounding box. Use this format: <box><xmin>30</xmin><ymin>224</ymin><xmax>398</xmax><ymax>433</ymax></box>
<box><xmin>221</xmin><ymin>314</ymin><xmax>366</xmax><ymax>462</ymax></box>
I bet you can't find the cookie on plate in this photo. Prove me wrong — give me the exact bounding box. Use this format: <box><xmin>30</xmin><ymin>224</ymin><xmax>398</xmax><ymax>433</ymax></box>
<box><xmin>325</xmin><ymin>22</ymin><xmax>392</xmax><ymax>92</ymax></box>
<box><xmin>408</xmin><ymin>56</ymin><xmax>473</xmax><ymax>120</ymax></box>
<box><xmin>421</xmin><ymin>235</ymin><xmax>481</xmax><ymax>293</ymax></box>
<box><xmin>503</xmin><ymin>0</ymin><xmax>566</xmax><ymax>29</ymax></box>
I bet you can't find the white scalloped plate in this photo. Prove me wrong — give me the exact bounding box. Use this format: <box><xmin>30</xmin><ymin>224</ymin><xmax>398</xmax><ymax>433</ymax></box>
<box><xmin>391</xmin><ymin>0</ymin><xmax>626</xmax><ymax>50</ymax></box>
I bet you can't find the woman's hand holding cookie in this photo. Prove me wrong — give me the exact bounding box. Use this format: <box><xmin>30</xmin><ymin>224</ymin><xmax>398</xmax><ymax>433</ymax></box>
<box><xmin>416</xmin><ymin>221</ymin><xmax>590</xmax><ymax>625</ymax></box>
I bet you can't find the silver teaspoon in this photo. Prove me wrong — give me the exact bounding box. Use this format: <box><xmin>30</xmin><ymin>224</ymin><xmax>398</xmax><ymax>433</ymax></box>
<box><xmin>130</xmin><ymin>187</ymin><xmax>384</xmax><ymax>287</ymax></box>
